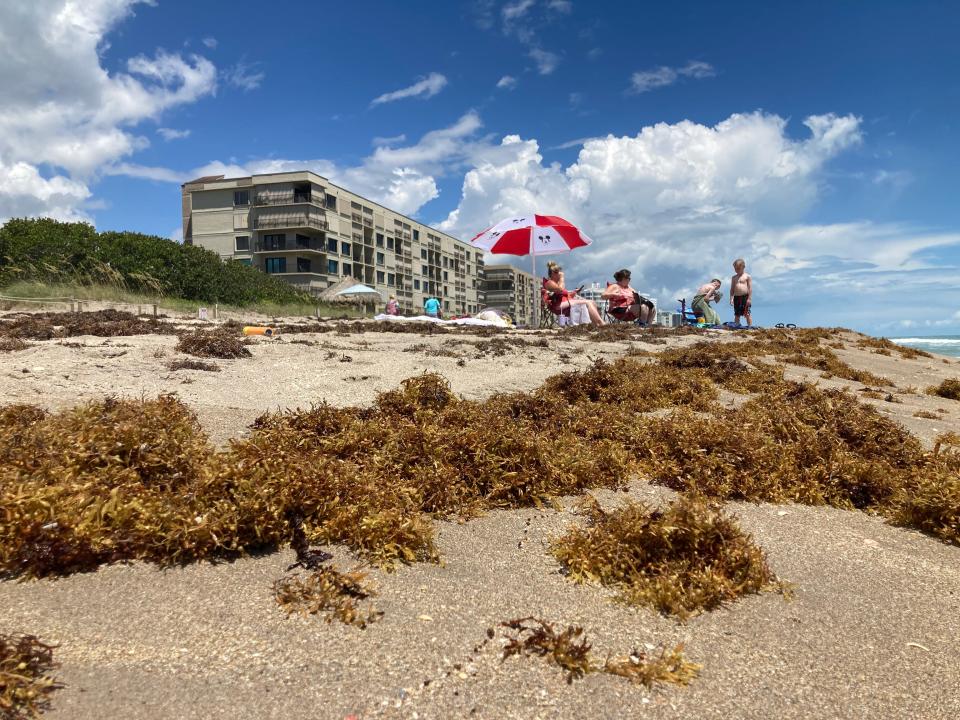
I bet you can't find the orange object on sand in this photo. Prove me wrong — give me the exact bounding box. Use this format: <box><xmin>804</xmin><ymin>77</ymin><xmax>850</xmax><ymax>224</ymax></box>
<box><xmin>242</xmin><ymin>326</ymin><xmax>275</xmax><ymax>337</ymax></box>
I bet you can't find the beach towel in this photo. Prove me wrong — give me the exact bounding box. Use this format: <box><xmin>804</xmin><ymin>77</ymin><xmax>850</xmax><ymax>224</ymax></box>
<box><xmin>373</xmin><ymin>313</ymin><xmax>511</xmax><ymax>328</ymax></box>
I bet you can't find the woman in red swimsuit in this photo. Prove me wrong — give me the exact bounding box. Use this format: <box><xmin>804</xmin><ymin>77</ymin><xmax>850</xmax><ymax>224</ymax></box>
<box><xmin>542</xmin><ymin>261</ymin><xmax>605</xmax><ymax>325</ymax></box>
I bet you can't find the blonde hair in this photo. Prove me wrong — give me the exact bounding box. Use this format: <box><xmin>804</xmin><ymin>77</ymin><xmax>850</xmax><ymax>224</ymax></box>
<box><xmin>546</xmin><ymin>261</ymin><xmax>562</xmax><ymax>275</ymax></box>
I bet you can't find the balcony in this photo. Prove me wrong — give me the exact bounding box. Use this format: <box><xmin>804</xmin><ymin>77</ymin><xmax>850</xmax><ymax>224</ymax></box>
<box><xmin>255</xmin><ymin>213</ymin><xmax>329</xmax><ymax>232</ymax></box>
<box><xmin>254</xmin><ymin>239</ymin><xmax>327</xmax><ymax>254</ymax></box>
<box><xmin>253</xmin><ymin>191</ymin><xmax>328</xmax><ymax>208</ymax></box>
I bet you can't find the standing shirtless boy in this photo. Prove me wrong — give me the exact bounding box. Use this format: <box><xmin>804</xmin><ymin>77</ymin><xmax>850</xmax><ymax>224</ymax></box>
<box><xmin>730</xmin><ymin>258</ymin><xmax>753</xmax><ymax>326</ymax></box>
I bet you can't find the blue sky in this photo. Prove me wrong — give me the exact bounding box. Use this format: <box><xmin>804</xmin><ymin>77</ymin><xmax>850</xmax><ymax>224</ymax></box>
<box><xmin>1</xmin><ymin>0</ymin><xmax>958</xmax><ymax>334</ymax></box>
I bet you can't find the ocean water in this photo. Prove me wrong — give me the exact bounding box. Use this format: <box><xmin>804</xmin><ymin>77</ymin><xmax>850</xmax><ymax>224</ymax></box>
<box><xmin>891</xmin><ymin>335</ymin><xmax>960</xmax><ymax>358</ymax></box>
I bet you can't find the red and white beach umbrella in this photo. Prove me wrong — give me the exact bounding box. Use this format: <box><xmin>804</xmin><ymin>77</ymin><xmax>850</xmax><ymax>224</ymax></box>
<box><xmin>469</xmin><ymin>214</ymin><xmax>592</xmax><ymax>256</ymax></box>
<box><xmin>470</xmin><ymin>214</ymin><xmax>593</xmax><ymax>325</ymax></box>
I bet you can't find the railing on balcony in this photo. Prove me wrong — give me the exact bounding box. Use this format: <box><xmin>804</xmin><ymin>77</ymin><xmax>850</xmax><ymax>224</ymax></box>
<box><xmin>254</xmin><ymin>239</ymin><xmax>327</xmax><ymax>253</ymax></box>
<box><xmin>253</xmin><ymin>191</ymin><xmax>328</xmax><ymax>208</ymax></box>
<box><xmin>255</xmin><ymin>213</ymin><xmax>329</xmax><ymax>231</ymax></box>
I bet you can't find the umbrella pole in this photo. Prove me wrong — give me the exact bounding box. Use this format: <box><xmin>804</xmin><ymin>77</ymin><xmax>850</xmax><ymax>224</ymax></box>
<box><xmin>532</xmin><ymin>253</ymin><xmax>537</xmax><ymax>328</ymax></box>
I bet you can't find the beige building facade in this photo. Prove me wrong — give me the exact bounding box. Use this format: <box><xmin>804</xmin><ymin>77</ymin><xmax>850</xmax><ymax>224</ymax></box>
<box><xmin>181</xmin><ymin>171</ymin><xmax>484</xmax><ymax>315</ymax></box>
<box><xmin>481</xmin><ymin>264</ymin><xmax>535</xmax><ymax>327</ymax></box>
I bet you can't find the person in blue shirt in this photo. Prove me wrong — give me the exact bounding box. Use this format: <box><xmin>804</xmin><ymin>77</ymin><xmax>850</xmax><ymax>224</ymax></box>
<box><xmin>424</xmin><ymin>296</ymin><xmax>441</xmax><ymax>318</ymax></box>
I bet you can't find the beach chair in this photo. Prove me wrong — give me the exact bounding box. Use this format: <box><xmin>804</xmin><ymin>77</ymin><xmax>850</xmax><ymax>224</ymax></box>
<box><xmin>677</xmin><ymin>298</ymin><xmax>699</xmax><ymax>326</ymax></box>
<box><xmin>540</xmin><ymin>289</ymin><xmax>570</xmax><ymax>328</ymax></box>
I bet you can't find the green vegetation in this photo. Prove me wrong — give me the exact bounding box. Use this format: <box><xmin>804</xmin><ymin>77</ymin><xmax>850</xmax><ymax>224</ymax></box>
<box><xmin>0</xmin><ymin>217</ymin><xmax>319</xmax><ymax>308</ymax></box>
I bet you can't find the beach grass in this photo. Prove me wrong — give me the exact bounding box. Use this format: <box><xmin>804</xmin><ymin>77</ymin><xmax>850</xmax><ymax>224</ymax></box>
<box><xmin>0</xmin><ymin>280</ymin><xmax>359</xmax><ymax>319</ymax></box>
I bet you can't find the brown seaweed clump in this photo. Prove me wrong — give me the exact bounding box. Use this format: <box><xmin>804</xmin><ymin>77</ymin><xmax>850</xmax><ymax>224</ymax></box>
<box><xmin>927</xmin><ymin>379</ymin><xmax>960</xmax><ymax>401</ymax></box>
<box><xmin>273</xmin><ymin>566</ymin><xmax>382</xmax><ymax>628</ymax></box>
<box><xmin>0</xmin><ymin>309</ymin><xmax>174</xmax><ymax>340</ymax></box>
<box><xmin>856</xmin><ymin>336</ymin><xmax>933</xmax><ymax>359</ymax></box>
<box><xmin>890</xmin><ymin>434</ymin><xmax>960</xmax><ymax>546</ymax></box>
<box><xmin>0</xmin><ymin>337</ymin><xmax>28</xmax><ymax>353</ymax></box>
<box><xmin>602</xmin><ymin>645</ymin><xmax>700</xmax><ymax>687</ymax></box>
<box><xmin>0</xmin><ymin>633</ymin><xmax>61</xmax><ymax>719</ymax></box>
<box><xmin>638</xmin><ymin>382</ymin><xmax>921</xmax><ymax>510</ymax></box>
<box><xmin>551</xmin><ymin>496</ymin><xmax>778</xmax><ymax>620</ymax></box>
<box><xmin>660</xmin><ymin>333</ymin><xmax>891</xmax><ymax>387</ymax></box>
<box><xmin>175</xmin><ymin>329</ymin><xmax>251</xmax><ymax>359</ymax></box>
<box><xmin>166</xmin><ymin>358</ymin><xmax>220</xmax><ymax>372</ymax></box>
<box><xmin>499</xmin><ymin>618</ymin><xmax>699</xmax><ymax>687</ymax></box>
<box><xmin>0</xmin><ymin>395</ymin><xmax>220</xmax><ymax>577</ymax></box>
<box><xmin>500</xmin><ymin>617</ymin><xmax>594</xmax><ymax>684</ymax></box>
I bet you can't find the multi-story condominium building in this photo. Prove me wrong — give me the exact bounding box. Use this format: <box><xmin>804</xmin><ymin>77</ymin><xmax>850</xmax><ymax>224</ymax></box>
<box><xmin>181</xmin><ymin>171</ymin><xmax>484</xmax><ymax>315</ymax></box>
<box><xmin>578</xmin><ymin>283</ymin><xmax>609</xmax><ymax>315</ymax></box>
<box><xmin>481</xmin><ymin>264</ymin><xmax>535</xmax><ymax>326</ymax></box>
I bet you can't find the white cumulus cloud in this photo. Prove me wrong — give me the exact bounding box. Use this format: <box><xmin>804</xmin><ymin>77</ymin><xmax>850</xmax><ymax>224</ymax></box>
<box><xmin>223</xmin><ymin>60</ymin><xmax>264</xmax><ymax>92</ymax></box>
<box><xmin>0</xmin><ymin>0</ymin><xmax>217</xmax><ymax>221</ymax></box>
<box><xmin>529</xmin><ymin>48</ymin><xmax>560</xmax><ymax>75</ymax></box>
<box><xmin>157</xmin><ymin>127</ymin><xmax>191</xmax><ymax>141</ymax></box>
<box><xmin>370</xmin><ymin>73</ymin><xmax>448</xmax><ymax>107</ymax></box>
<box><xmin>177</xmin><ymin>112</ymin><xmax>484</xmax><ymax>216</ymax></box>
<box><xmin>630</xmin><ymin>60</ymin><xmax>716</xmax><ymax>94</ymax></box>
<box><xmin>496</xmin><ymin>75</ymin><xmax>518</xmax><ymax>90</ymax></box>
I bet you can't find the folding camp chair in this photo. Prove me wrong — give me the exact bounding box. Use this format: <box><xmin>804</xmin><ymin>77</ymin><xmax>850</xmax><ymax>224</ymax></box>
<box><xmin>540</xmin><ymin>289</ymin><xmax>570</xmax><ymax>328</ymax></box>
<box><xmin>677</xmin><ymin>298</ymin><xmax>699</xmax><ymax>326</ymax></box>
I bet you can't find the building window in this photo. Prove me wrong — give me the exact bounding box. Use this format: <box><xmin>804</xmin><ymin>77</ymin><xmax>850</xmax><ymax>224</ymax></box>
<box><xmin>420</xmin><ymin>265</ymin><xmax>427</xmax><ymax>275</ymax></box>
<box><xmin>376</xmin><ymin>233</ymin><xmax>384</xmax><ymax>247</ymax></box>
<box><xmin>296</xmin><ymin>234</ymin><xmax>310</xmax><ymax>249</ymax></box>
<box><xmin>341</xmin><ymin>241</ymin><xmax>350</xmax><ymax>255</ymax></box>
<box><xmin>420</xmin><ymin>248</ymin><xmax>427</xmax><ymax>259</ymax></box>
<box><xmin>296</xmin><ymin>257</ymin><xmax>311</xmax><ymax>273</ymax></box>
<box><xmin>444</xmin><ymin>301</ymin><xmax>450</xmax><ymax>310</ymax></box>
<box><xmin>443</xmin><ymin>271</ymin><xmax>449</xmax><ymax>281</ymax></box>
<box><xmin>265</xmin><ymin>257</ymin><xmax>286</xmax><ymax>274</ymax></box>
<box><xmin>325</xmin><ymin>194</ymin><xmax>337</xmax><ymax>210</ymax></box>
<box><xmin>234</xmin><ymin>190</ymin><xmax>249</xmax><ymax>206</ymax></box>
<box><xmin>444</xmin><ymin>285</ymin><xmax>448</xmax><ymax>295</ymax></box>
<box><xmin>387</xmin><ymin>273</ymin><xmax>395</xmax><ymax>286</ymax></box>
<box><xmin>327</xmin><ymin>259</ymin><xmax>339</xmax><ymax>274</ymax></box>
<box><xmin>376</xmin><ymin>252</ymin><xmax>385</xmax><ymax>265</ymax></box>
<box><xmin>413</xmin><ymin>229</ymin><xmax>420</xmax><ymax>240</ymax></box>
<box><xmin>236</xmin><ymin>258</ymin><xmax>252</xmax><ymax>266</ymax></box>
<box><xmin>376</xmin><ymin>270</ymin><xmax>385</xmax><ymax>284</ymax></box>
<box><xmin>327</xmin><ymin>237</ymin><xmax>337</xmax><ymax>253</ymax></box>
<box><xmin>235</xmin><ymin>235</ymin><xmax>250</xmax><ymax>251</ymax></box>
<box><xmin>387</xmin><ymin>237</ymin><xmax>394</xmax><ymax>250</ymax></box>
<box><xmin>414</xmin><ymin>279</ymin><xmax>421</xmax><ymax>290</ymax></box>
<box><xmin>263</xmin><ymin>233</ymin><xmax>286</xmax><ymax>250</ymax></box>
<box><xmin>343</xmin><ymin>263</ymin><xmax>352</xmax><ymax>276</ymax></box>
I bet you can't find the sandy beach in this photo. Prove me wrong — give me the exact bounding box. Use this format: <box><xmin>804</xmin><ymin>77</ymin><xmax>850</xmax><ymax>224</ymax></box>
<box><xmin>1</xmin><ymin>312</ymin><xmax>959</xmax><ymax>719</ymax></box>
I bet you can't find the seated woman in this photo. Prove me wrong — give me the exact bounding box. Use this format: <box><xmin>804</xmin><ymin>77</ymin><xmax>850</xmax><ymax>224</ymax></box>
<box><xmin>542</xmin><ymin>261</ymin><xmax>605</xmax><ymax>325</ymax></box>
<box><xmin>601</xmin><ymin>268</ymin><xmax>655</xmax><ymax>325</ymax></box>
